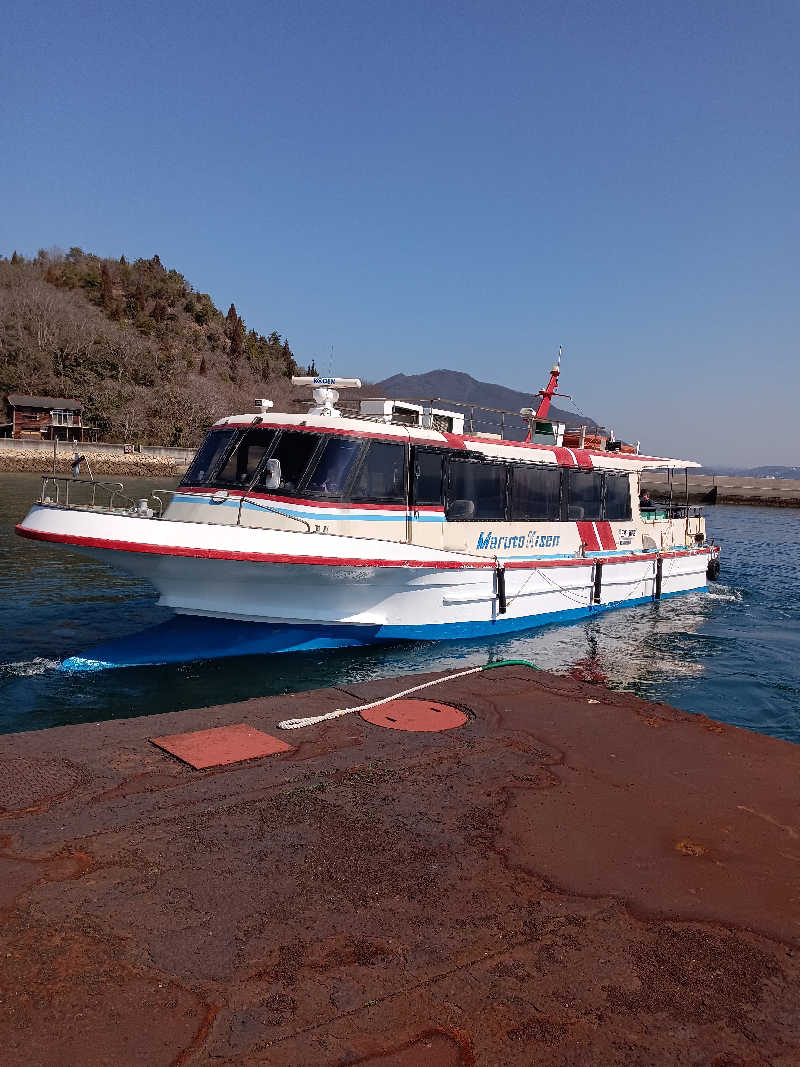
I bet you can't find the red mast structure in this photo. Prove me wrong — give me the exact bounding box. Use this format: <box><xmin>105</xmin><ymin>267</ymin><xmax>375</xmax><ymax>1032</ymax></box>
<box><xmin>524</xmin><ymin>347</ymin><xmax>570</xmax><ymax>442</ymax></box>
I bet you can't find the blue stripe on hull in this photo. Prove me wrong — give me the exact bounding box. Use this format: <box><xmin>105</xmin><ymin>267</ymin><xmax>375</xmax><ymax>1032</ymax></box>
<box><xmin>59</xmin><ymin>584</ymin><xmax>708</xmax><ymax>671</ymax></box>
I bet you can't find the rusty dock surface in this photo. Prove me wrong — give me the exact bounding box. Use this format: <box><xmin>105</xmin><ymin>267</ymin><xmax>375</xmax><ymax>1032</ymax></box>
<box><xmin>1</xmin><ymin>664</ymin><xmax>799</xmax><ymax>1065</ymax></box>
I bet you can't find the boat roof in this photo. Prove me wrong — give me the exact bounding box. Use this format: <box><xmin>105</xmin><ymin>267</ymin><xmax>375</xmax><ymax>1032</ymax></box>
<box><xmin>213</xmin><ymin>411</ymin><xmax>701</xmax><ymax>470</ymax></box>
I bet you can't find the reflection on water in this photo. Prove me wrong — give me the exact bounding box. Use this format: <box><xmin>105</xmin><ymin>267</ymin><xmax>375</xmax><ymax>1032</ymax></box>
<box><xmin>1</xmin><ymin>473</ymin><xmax>798</xmax><ymax>743</ymax></box>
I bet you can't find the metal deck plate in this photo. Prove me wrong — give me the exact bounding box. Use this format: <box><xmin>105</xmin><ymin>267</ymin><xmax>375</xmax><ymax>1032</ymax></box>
<box><xmin>150</xmin><ymin>723</ymin><xmax>293</xmax><ymax>769</ymax></box>
<box><xmin>360</xmin><ymin>700</ymin><xmax>468</xmax><ymax>732</ymax></box>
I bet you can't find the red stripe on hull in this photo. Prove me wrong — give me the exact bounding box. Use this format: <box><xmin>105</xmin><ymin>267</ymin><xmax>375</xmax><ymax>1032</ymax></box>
<box><xmin>16</xmin><ymin>524</ymin><xmax>710</xmax><ymax>572</ymax></box>
<box><xmin>14</xmin><ymin>524</ymin><xmax>494</xmax><ymax>570</ymax></box>
<box><xmin>596</xmin><ymin>521</ymin><xmax>617</xmax><ymax>550</ymax></box>
<box><xmin>441</xmin><ymin>432</ymin><xmax>468</xmax><ymax>450</ymax></box>
<box><xmin>576</xmin><ymin>521</ymin><xmax>601</xmax><ymax>550</ymax></box>
<box><xmin>553</xmin><ymin>447</ymin><xmax>576</xmax><ymax>467</ymax></box>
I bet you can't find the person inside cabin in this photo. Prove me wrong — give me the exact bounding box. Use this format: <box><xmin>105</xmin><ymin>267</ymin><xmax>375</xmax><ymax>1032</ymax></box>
<box><xmin>639</xmin><ymin>489</ymin><xmax>653</xmax><ymax>509</ymax></box>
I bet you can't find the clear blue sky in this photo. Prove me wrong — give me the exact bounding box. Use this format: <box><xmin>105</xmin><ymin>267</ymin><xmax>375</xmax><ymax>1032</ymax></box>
<box><xmin>2</xmin><ymin>0</ymin><xmax>797</xmax><ymax>466</ymax></box>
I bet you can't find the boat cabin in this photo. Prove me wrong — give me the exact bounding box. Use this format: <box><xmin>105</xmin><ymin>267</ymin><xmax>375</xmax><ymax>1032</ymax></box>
<box><xmin>161</xmin><ymin>373</ymin><xmax>702</xmax><ymax>557</ymax></box>
<box><xmin>176</xmin><ymin>421</ymin><xmax>633</xmax><ymax>525</ymax></box>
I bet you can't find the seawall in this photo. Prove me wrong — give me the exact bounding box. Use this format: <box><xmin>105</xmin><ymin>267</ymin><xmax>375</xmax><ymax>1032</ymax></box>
<box><xmin>641</xmin><ymin>471</ymin><xmax>800</xmax><ymax>507</ymax></box>
<box><xmin>0</xmin><ymin>438</ymin><xmax>193</xmax><ymax>477</ymax></box>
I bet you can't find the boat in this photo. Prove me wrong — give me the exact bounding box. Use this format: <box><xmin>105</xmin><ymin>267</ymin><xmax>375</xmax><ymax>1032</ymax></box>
<box><xmin>15</xmin><ymin>359</ymin><xmax>721</xmax><ymax>666</ymax></box>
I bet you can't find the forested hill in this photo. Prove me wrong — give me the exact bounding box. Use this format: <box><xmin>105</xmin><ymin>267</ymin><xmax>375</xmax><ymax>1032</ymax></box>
<box><xmin>0</xmin><ymin>248</ymin><xmax>308</xmax><ymax>445</ymax></box>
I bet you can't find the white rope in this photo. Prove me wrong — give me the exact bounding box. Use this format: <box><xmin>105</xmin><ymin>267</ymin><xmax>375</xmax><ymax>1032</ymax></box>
<box><xmin>278</xmin><ymin>665</ymin><xmax>485</xmax><ymax>730</ymax></box>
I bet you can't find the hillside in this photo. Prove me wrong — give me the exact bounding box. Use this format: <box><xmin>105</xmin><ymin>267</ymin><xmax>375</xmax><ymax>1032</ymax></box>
<box><xmin>0</xmin><ymin>248</ymin><xmax>308</xmax><ymax>446</ymax></box>
<box><xmin>371</xmin><ymin>368</ymin><xmax>596</xmax><ymax>440</ymax></box>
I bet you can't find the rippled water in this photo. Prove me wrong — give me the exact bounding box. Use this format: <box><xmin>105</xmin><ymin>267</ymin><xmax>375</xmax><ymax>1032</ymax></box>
<box><xmin>1</xmin><ymin>473</ymin><xmax>798</xmax><ymax>742</ymax></box>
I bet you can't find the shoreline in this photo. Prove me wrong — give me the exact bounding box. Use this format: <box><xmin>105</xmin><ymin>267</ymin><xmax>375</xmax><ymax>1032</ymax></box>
<box><xmin>0</xmin><ymin>440</ymin><xmax>190</xmax><ymax>477</ymax></box>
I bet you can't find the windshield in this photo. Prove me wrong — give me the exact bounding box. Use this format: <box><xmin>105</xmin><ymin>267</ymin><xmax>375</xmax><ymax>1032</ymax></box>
<box><xmin>212</xmin><ymin>428</ymin><xmax>277</xmax><ymax>487</ymax></box>
<box><xmin>181</xmin><ymin>429</ymin><xmax>236</xmax><ymax>486</ymax></box>
<box><xmin>304</xmin><ymin>436</ymin><xmax>363</xmax><ymax>498</ymax></box>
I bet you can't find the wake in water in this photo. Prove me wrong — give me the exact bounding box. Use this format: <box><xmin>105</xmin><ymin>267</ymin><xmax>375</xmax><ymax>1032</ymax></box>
<box><xmin>707</xmin><ymin>582</ymin><xmax>744</xmax><ymax>602</ymax></box>
<box><xmin>0</xmin><ymin>657</ymin><xmax>62</xmax><ymax>678</ymax></box>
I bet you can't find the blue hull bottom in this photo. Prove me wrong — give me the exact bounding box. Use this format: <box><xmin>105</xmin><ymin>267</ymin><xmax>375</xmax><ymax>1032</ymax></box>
<box><xmin>59</xmin><ymin>586</ymin><xmax>707</xmax><ymax>671</ymax></box>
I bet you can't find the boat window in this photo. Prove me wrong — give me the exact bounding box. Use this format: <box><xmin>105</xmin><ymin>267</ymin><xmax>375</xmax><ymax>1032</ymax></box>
<box><xmin>446</xmin><ymin>458</ymin><xmax>507</xmax><ymax>521</ymax></box>
<box><xmin>510</xmin><ymin>465</ymin><xmax>561</xmax><ymax>520</ymax></box>
<box><xmin>412</xmin><ymin>449</ymin><xmax>446</xmax><ymax>507</ymax></box>
<box><xmin>271</xmin><ymin>430</ymin><xmax>323</xmax><ymax>495</ymax></box>
<box><xmin>566</xmin><ymin>469</ymin><xmax>603</xmax><ymax>520</ymax></box>
<box><xmin>304</xmin><ymin>435</ymin><xmax>363</xmax><ymax>498</ymax></box>
<box><xmin>605</xmin><ymin>473</ymin><xmax>632</xmax><ymax>521</ymax></box>
<box><xmin>180</xmin><ymin>428</ymin><xmax>237</xmax><ymax>486</ymax></box>
<box><xmin>213</xmin><ymin>428</ymin><xmax>278</xmax><ymax>487</ymax></box>
<box><xmin>350</xmin><ymin>440</ymin><xmax>407</xmax><ymax>504</ymax></box>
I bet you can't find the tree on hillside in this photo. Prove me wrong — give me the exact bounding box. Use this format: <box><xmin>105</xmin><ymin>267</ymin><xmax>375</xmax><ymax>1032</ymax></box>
<box><xmin>100</xmin><ymin>263</ymin><xmax>114</xmax><ymax>310</ymax></box>
<box><xmin>281</xmin><ymin>339</ymin><xmax>294</xmax><ymax>374</ymax></box>
<box><xmin>225</xmin><ymin>302</ymin><xmax>246</xmax><ymax>381</ymax></box>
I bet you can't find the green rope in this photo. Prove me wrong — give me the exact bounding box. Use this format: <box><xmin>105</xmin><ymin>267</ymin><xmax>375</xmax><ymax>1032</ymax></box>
<box><xmin>482</xmin><ymin>658</ymin><xmax>540</xmax><ymax>671</ymax></box>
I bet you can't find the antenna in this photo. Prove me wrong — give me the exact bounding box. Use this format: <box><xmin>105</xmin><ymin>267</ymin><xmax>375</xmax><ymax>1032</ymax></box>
<box><xmin>292</xmin><ymin>376</ymin><xmax>362</xmax><ymax>418</ymax></box>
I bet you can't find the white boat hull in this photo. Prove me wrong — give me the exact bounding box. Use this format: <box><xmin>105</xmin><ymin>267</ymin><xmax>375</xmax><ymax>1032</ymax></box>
<box><xmin>16</xmin><ymin>503</ymin><xmax>712</xmax><ymax>643</ymax></box>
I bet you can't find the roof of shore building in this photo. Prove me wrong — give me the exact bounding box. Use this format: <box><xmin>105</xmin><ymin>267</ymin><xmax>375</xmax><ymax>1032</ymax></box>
<box><xmin>6</xmin><ymin>394</ymin><xmax>83</xmax><ymax>411</ymax></box>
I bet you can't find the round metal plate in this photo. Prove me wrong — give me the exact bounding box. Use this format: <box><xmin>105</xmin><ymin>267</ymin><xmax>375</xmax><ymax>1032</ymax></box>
<box><xmin>360</xmin><ymin>699</ymin><xmax>468</xmax><ymax>732</ymax></box>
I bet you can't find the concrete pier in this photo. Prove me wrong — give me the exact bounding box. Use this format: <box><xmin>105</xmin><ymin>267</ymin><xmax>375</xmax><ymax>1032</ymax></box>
<box><xmin>642</xmin><ymin>471</ymin><xmax>800</xmax><ymax>507</ymax></box>
<box><xmin>1</xmin><ymin>665</ymin><xmax>799</xmax><ymax>1065</ymax></box>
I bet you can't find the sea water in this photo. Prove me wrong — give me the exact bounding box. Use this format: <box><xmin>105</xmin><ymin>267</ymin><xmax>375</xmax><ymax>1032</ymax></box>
<box><xmin>1</xmin><ymin>473</ymin><xmax>798</xmax><ymax>742</ymax></box>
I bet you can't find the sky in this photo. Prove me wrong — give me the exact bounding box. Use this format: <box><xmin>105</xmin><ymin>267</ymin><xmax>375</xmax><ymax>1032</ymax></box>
<box><xmin>1</xmin><ymin>0</ymin><xmax>798</xmax><ymax>466</ymax></box>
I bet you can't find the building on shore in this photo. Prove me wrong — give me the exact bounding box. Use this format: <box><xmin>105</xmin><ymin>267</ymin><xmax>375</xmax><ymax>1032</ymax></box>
<box><xmin>2</xmin><ymin>394</ymin><xmax>98</xmax><ymax>441</ymax></box>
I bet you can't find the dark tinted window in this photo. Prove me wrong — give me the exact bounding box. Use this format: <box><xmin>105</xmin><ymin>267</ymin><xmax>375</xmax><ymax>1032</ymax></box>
<box><xmin>605</xmin><ymin>473</ymin><xmax>632</xmax><ymax>520</ymax></box>
<box><xmin>413</xmin><ymin>449</ymin><xmax>445</xmax><ymax>506</ymax></box>
<box><xmin>181</xmin><ymin>429</ymin><xmax>236</xmax><ymax>486</ymax></box>
<box><xmin>272</xmin><ymin>431</ymin><xmax>322</xmax><ymax>495</ymax></box>
<box><xmin>511</xmin><ymin>465</ymin><xmax>561</xmax><ymax>520</ymax></box>
<box><xmin>447</xmin><ymin>459</ymin><xmax>507</xmax><ymax>521</ymax></box>
<box><xmin>566</xmin><ymin>470</ymin><xmax>603</xmax><ymax>520</ymax></box>
<box><xmin>351</xmin><ymin>440</ymin><xmax>407</xmax><ymax>503</ymax></box>
<box><xmin>305</xmin><ymin>436</ymin><xmax>363</xmax><ymax>498</ymax></box>
<box><xmin>213</xmin><ymin>428</ymin><xmax>277</xmax><ymax>487</ymax></box>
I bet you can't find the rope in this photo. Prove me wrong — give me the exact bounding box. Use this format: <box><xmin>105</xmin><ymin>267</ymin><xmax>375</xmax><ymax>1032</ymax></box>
<box><xmin>536</xmin><ymin>564</ymin><xmax>595</xmax><ymax>606</ymax></box>
<box><xmin>277</xmin><ymin>659</ymin><xmax>538</xmax><ymax>730</ymax></box>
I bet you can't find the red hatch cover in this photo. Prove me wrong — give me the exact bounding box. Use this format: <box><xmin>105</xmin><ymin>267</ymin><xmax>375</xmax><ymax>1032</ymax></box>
<box><xmin>151</xmin><ymin>723</ymin><xmax>293</xmax><ymax>769</ymax></box>
<box><xmin>360</xmin><ymin>700</ymin><xmax>467</xmax><ymax>732</ymax></box>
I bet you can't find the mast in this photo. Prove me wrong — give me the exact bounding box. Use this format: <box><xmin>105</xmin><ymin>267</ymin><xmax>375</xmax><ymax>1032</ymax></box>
<box><xmin>522</xmin><ymin>347</ymin><xmax>569</xmax><ymax>444</ymax></box>
<box><xmin>534</xmin><ymin>345</ymin><xmax>562</xmax><ymax>420</ymax></box>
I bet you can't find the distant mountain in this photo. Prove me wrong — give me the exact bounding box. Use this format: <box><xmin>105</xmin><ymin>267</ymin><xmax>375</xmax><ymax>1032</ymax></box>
<box><xmin>369</xmin><ymin>369</ymin><xmax>597</xmax><ymax>441</ymax></box>
<box><xmin>698</xmin><ymin>465</ymin><xmax>800</xmax><ymax>480</ymax></box>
